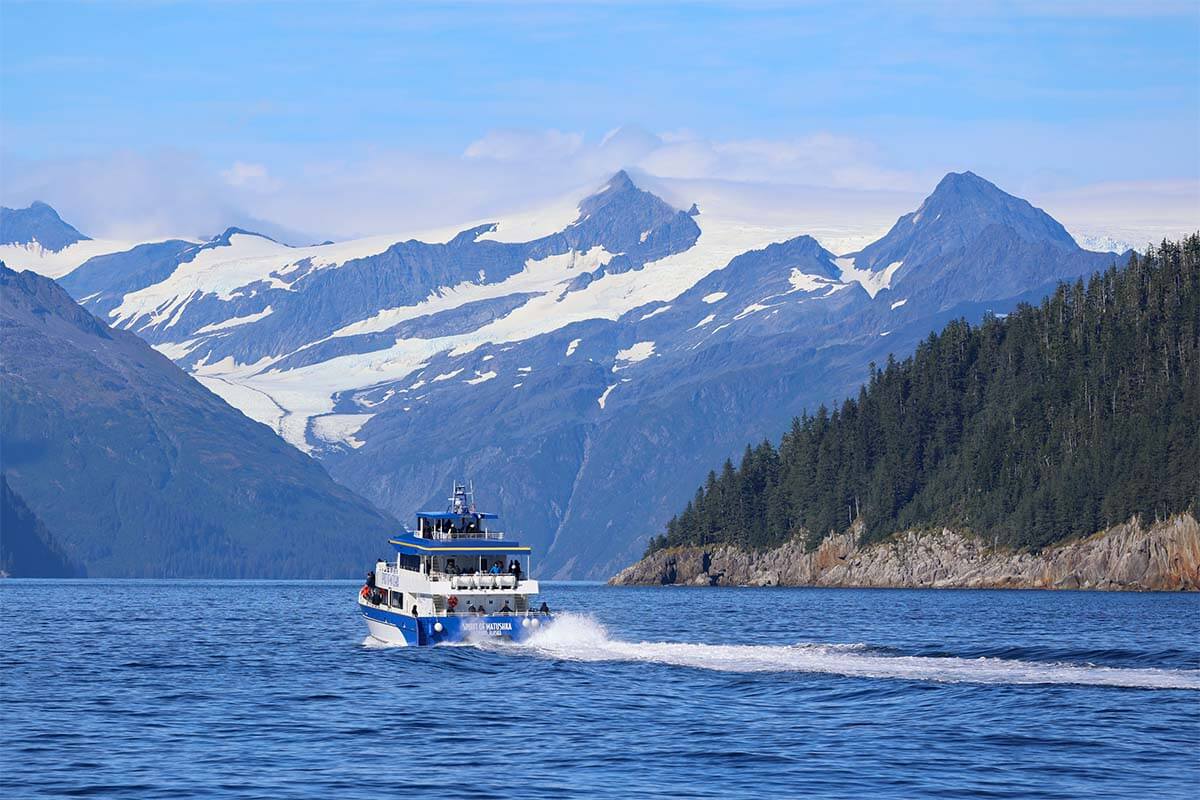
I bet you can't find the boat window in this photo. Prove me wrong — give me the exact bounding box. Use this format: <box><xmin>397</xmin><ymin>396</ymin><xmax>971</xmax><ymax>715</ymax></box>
<box><xmin>389</xmin><ymin>590</ymin><xmax>403</xmax><ymax>607</ymax></box>
<box><xmin>397</xmin><ymin>553</ymin><xmax>420</xmax><ymax>572</ymax></box>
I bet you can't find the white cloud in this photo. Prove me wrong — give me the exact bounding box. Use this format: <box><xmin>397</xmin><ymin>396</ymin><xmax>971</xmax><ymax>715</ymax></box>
<box><xmin>636</xmin><ymin>131</ymin><xmax>922</xmax><ymax>191</ymax></box>
<box><xmin>464</xmin><ymin>129</ymin><xmax>584</xmax><ymax>161</ymax></box>
<box><xmin>0</xmin><ymin>150</ymin><xmax>241</xmax><ymax>241</ymax></box>
<box><xmin>221</xmin><ymin>161</ymin><xmax>278</xmax><ymax>191</ymax></box>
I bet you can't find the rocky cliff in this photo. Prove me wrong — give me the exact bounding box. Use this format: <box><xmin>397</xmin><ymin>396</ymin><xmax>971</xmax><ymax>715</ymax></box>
<box><xmin>610</xmin><ymin>514</ymin><xmax>1200</xmax><ymax>591</ymax></box>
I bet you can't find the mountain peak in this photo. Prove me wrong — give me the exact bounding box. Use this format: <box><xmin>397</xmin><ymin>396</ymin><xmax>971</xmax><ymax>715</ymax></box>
<box><xmin>0</xmin><ymin>201</ymin><xmax>90</xmax><ymax>252</ymax></box>
<box><xmin>894</xmin><ymin>171</ymin><xmax>1077</xmax><ymax>250</ymax></box>
<box><xmin>206</xmin><ymin>227</ymin><xmax>280</xmax><ymax>248</ymax></box>
<box><xmin>927</xmin><ymin>170</ymin><xmax>1008</xmax><ymax>201</ymax></box>
<box><xmin>934</xmin><ymin>169</ymin><xmax>985</xmax><ymax>188</ymax></box>
<box><xmin>576</xmin><ymin>169</ymin><xmax>679</xmax><ymax>222</ymax></box>
<box><xmin>607</xmin><ymin>169</ymin><xmax>636</xmax><ymax>190</ymax></box>
<box><xmin>841</xmin><ymin>171</ymin><xmax>1101</xmax><ymax>304</ymax></box>
<box><xmin>581</xmin><ymin>170</ymin><xmax>638</xmax><ymax>203</ymax></box>
<box><xmin>939</xmin><ymin>169</ymin><xmax>985</xmax><ymax>184</ymax></box>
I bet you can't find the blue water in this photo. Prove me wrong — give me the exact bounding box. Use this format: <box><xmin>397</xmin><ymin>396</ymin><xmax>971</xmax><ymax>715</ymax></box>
<box><xmin>2</xmin><ymin>582</ymin><xmax>1198</xmax><ymax>799</ymax></box>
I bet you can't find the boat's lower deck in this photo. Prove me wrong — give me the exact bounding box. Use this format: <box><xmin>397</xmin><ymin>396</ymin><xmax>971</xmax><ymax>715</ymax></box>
<box><xmin>360</xmin><ymin>599</ymin><xmax>550</xmax><ymax>646</ymax></box>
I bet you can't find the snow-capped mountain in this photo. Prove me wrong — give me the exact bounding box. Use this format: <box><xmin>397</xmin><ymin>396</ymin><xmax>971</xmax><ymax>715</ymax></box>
<box><xmin>0</xmin><ymin>201</ymin><xmax>178</xmax><ymax>279</ymax></box>
<box><xmin>1072</xmin><ymin>232</ymin><xmax>1146</xmax><ymax>255</ymax></box>
<box><xmin>50</xmin><ymin>170</ymin><xmax>1128</xmax><ymax>578</ymax></box>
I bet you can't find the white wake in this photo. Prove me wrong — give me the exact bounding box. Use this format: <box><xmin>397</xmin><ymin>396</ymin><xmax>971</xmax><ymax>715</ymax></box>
<box><xmin>361</xmin><ymin>635</ymin><xmax>407</xmax><ymax>649</ymax></box>
<box><xmin>507</xmin><ymin>614</ymin><xmax>1200</xmax><ymax>690</ymax></box>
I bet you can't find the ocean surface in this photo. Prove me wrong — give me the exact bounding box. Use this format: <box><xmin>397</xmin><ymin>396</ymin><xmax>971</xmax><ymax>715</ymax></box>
<box><xmin>2</xmin><ymin>581</ymin><xmax>1198</xmax><ymax>799</ymax></box>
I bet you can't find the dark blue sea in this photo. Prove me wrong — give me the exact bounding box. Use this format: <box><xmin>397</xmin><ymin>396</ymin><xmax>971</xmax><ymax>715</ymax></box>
<box><xmin>2</xmin><ymin>581</ymin><xmax>1197</xmax><ymax>799</ymax></box>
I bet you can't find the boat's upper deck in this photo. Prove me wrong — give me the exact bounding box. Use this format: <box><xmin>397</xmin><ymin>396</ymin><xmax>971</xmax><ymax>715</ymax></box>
<box><xmin>411</xmin><ymin>483</ymin><xmax>508</xmax><ymax>540</ymax></box>
<box><xmin>385</xmin><ymin>533</ymin><xmax>534</xmax><ymax>588</ymax></box>
<box><xmin>372</xmin><ymin>482</ymin><xmax>539</xmax><ymax>598</ymax></box>
<box><xmin>413</xmin><ymin>510</ymin><xmax>503</xmax><ymax>539</ymax></box>
<box><xmin>388</xmin><ymin>531</ymin><xmax>530</xmax><ymax>556</ymax></box>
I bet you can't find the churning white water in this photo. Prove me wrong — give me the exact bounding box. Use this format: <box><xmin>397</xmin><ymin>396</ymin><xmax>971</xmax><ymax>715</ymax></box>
<box><xmin>502</xmin><ymin>613</ymin><xmax>1200</xmax><ymax>690</ymax></box>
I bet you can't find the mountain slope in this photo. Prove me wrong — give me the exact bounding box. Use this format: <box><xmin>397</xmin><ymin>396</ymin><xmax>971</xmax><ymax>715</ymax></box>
<box><xmin>54</xmin><ymin>170</ymin><xmax>1130</xmax><ymax>578</ymax></box>
<box><xmin>1</xmin><ymin>474</ymin><xmax>84</xmax><ymax>578</ymax></box>
<box><xmin>643</xmin><ymin>236</ymin><xmax>1199</xmax><ymax>559</ymax></box>
<box><xmin>0</xmin><ymin>264</ymin><xmax>397</xmax><ymax>577</ymax></box>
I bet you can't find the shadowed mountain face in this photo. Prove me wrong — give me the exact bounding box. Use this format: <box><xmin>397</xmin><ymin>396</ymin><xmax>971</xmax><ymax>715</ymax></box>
<box><xmin>1</xmin><ymin>201</ymin><xmax>90</xmax><ymax>252</ymax></box>
<box><xmin>1</xmin><ymin>474</ymin><xmax>83</xmax><ymax>578</ymax></box>
<box><xmin>37</xmin><ymin>170</ymin><xmax>1127</xmax><ymax>578</ymax></box>
<box><xmin>0</xmin><ymin>264</ymin><xmax>397</xmax><ymax>577</ymax></box>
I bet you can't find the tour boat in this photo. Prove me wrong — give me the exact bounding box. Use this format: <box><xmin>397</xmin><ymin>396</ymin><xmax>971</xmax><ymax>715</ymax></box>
<box><xmin>358</xmin><ymin>483</ymin><xmax>553</xmax><ymax>645</ymax></box>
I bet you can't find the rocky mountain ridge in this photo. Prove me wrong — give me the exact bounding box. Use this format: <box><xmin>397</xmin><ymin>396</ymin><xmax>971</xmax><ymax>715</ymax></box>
<box><xmin>611</xmin><ymin>514</ymin><xmax>1200</xmax><ymax>591</ymax></box>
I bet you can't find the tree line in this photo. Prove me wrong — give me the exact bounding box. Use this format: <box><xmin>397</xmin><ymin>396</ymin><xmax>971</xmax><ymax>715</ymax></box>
<box><xmin>648</xmin><ymin>235</ymin><xmax>1200</xmax><ymax>555</ymax></box>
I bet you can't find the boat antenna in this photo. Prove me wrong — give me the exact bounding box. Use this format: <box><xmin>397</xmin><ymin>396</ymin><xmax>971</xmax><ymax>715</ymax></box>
<box><xmin>449</xmin><ymin>481</ymin><xmax>473</xmax><ymax>515</ymax></box>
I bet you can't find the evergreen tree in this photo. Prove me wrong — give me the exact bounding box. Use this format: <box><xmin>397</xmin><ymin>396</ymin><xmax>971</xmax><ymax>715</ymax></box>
<box><xmin>648</xmin><ymin>236</ymin><xmax>1200</xmax><ymax>556</ymax></box>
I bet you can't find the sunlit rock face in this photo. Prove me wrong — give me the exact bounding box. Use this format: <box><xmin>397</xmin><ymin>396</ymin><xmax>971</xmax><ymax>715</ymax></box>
<box><xmin>611</xmin><ymin>515</ymin><xmax>1200</xmax><ymax>591</ymax></box>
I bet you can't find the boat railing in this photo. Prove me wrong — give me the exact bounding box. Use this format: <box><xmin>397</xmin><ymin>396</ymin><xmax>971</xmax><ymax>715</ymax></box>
<box><xmin>374</xmin><ymin>564</ymin><xmax>527</xmax><ymax>590</ymax></box>
<box><xmin>438</xmin><ymin>573</ymin><xmax>520</xmax><ymax>590</ymax></box>
<box><xmin>425</xmin><ymin>530</ymin><xmax>505</xmax><ymax>541</ymax></box>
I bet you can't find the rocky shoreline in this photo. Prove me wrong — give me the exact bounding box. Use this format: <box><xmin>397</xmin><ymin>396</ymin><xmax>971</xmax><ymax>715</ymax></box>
<box><xmin>609</xmin><ymin>514</ymin><xmax>1200</xmax><ymax>591</ymax></box>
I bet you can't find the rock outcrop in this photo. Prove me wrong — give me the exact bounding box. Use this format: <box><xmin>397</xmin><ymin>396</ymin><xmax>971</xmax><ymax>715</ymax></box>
<box><xmin>609</xmin><ymin>514</ymin><xmax>1200</xmax><ymax>591</ymax></box>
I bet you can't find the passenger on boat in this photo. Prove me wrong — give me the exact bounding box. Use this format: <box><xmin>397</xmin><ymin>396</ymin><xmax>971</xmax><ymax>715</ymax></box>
<box><xmin>444</xmin><ymin>558</ymin><xmax>459</xmax><ymax>575</ymax></box>
<box><xmin>539</xmin><ymin>601</ymin><xmax>550</xmax><ymax>614</ymax></box>
<box><xmin>489</xmin><ymin>560</ymin><xmax>502</xmax><ymax>575</ymax></box>
<box><xmin>508</xmin><ymin>560</ymin><xmax>522</xmax><ymax>583</ymax></box>
<box><xmin>500</xmin><ymin>602</ymin><xmax>513</xmax><ymax>614</ymax></box>
<box><xmin>467</xmin><ymin>604</ymin><xmax>477</xmax><ymax>613</ymax></box>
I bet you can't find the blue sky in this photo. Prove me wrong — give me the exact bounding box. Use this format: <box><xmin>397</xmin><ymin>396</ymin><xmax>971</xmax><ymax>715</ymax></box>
<box><xmin>2</xmin><ymin>1</ymin><xmax>1197</xmax><ymax>241</ymax></box>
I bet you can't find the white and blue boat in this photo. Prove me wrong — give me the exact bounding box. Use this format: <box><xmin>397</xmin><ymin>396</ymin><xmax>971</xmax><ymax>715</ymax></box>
<box><xmin>358</xmin><ymin>483</ymin><xmax>553</xmax><ymax>645</ymax></box>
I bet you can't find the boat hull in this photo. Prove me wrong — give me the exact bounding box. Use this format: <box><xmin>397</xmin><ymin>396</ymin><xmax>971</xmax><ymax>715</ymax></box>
<box><xmin>360</xmin><ymin>601</ymin><xmax>550</xmax><ymax>646</ymax></box>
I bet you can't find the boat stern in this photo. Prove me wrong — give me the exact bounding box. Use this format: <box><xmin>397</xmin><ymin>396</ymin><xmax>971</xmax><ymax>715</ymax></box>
<box><xmin>419</xmin><ymin>613</ymin><xmax>552</xmax><ymax>644</ymax></box>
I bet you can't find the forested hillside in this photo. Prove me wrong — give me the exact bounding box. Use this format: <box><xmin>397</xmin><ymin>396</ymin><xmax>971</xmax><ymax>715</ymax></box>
<box><xmin>648</xmin><ymin>236</ymin><xmax>1200</xmax><ymax>555</ymax></box>
<box><xmin>1</xmin><ymin>474</ymin><xmax>83</xmax><ymax>578</ymax></box>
